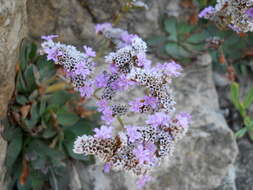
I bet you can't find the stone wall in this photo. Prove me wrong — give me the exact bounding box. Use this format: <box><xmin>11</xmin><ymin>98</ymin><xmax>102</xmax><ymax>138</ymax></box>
<box><xmin>0</xmin><ymin>0</ymin><xmax>27</xmax><ymax>188</ymax></box>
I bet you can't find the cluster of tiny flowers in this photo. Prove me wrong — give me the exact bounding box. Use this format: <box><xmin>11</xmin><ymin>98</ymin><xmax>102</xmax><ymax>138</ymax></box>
<box><xmin>41</xmin><ymin>24</ymin><xmax>191</xmax><ymax>189</ymax></box>
<box><xmin>199</xmin><ymin>0</ymin><xmax>253</xmax><ymax>33</ymax></box>
<box><xmin>41</xmin><ymin>35</ymin><xmax>96</xmax><ymax>97</ymax></box>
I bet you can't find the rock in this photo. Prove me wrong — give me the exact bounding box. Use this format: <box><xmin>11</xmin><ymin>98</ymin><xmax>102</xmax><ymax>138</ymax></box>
<box><xmin>213</xmin><ymin>72</ymin><xmax>230</xmax><ymax>87</ymax></box>
<box><xmin>26</xmin><ymin>0</ymin><xmax>182</xmax><ymax>45</ymax></box>
<box><xmin>27</xmin><ymin>0</ymin><xmax>96</xmax><ymax>46</ymax></box>
<box><xmin>0</xmin><ymin>0</ymin><xmax>27</xmax><ymax>188</ymax></box>
<box><xmin>235</xmin><ymin>139</ymin><xmax>253</xmax><ymax>190</ymax></box>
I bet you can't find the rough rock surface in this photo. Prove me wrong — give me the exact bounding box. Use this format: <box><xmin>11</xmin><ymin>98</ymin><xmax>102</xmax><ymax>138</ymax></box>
<box><xmin>0</xmin><ymin>0</ymin><xmax>27</xmax><ymax>188</ymax></box>
<box><xmin>26</xmin><ymin>0</ymin><xmax>239</xmax><ymax>190</ymax></box>
<box><xmin>235</xmin><ymin>139</ymin><xmax>253</xmax><ymax>190</ymax></box>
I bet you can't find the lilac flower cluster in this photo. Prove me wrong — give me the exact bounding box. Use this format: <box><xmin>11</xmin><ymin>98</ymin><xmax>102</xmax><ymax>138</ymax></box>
<box><xmin>41</xmin><ymin>24</ymin><xmax>191</xmax><ymax>189</ymax></box>
<box><xmin>199</xmin><ymin>0</ymin><xmax>253</xmax><ymax>33</ymax></box>
<box><xmin>41</xmin><ymin>35</ymin><xmax>96</xmax><ymax>98</ymax></box>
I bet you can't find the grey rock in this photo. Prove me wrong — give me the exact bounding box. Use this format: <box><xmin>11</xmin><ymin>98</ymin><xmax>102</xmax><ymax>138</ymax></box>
<box><xmin>213</xmin><ymin>72</ymin><xmax>230</xmax><ymax>87</ymax></box>
<box><xmin>0</xmin><ymin>0</ymin><xmax>27</xmax><ymax>188</ymax></box>
<box><xmin>235</xmin><ymin>140</ymin><xmax>253</xmax><ymax>190</ymax></box>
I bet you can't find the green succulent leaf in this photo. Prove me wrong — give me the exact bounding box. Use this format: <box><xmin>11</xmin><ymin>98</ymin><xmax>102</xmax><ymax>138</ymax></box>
<box><xmin>16</xmin><ymin>72</ymin><xmax>28</xmax><ymax>94</ymax></box>
<box><xmin>165</xmin><ymin>43</ymin><xmax>190</xmax><ymax>58</ymax></box>
<box><xmin>235</xmin><ymin>127</ymin><xmax>247</xmax><ymax>138</ymax></box>
<box><xmin>47</xmin><ymin>90</ymin><xmax>75</xmax><ymax>106</ymax></box>
<box><xmin>24</xmin><ymin>65</ymin><xmax>37</xmax><ymax>93</ymax></box>
<box><xmin>230</xmin><ymin>82</ymin><xmax>240</xmax><ymax>109</ymax></box>
<box><xmin>16</xmin><ymin>95</ymin><xmax>29</xmax><ymax>105</ymax></box>
<box><xmin>37</xmin><ymin>56</ymin><xmax>56</xmax><ymax>81</ymax></box>
<box><xmin>5</xmin><ymin>128</ymin><xmax>23</xmax><ymax>169</ymax></box>
<box><xmin>56</xmin><ymin>108</ymin><xmax>79</xmax><ymax>127</ymax></box>
<box><xmin>243</xmin><ymin>87</ymin><xmax>253</xmax><ymax>109</ymax></box>
<box><xmin>164</xmin><ymin>17</ymin><xmax>178</xmax><ymax>41</ymax></box>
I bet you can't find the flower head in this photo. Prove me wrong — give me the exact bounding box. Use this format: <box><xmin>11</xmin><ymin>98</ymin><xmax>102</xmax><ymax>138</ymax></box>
<box><xmin>41</xmin><ymin>34</ymin><xmax>59</xmax><ymax>41</ymax></box>
<box><xmin>94</xmin><ymin>125</ymin><xmax>113</xmax><ymax>139</ymax></box>
<box><xmin>103</xmin><ymin>163</ymin><xmax>112</xmax><ymax>173</ymax></box>
<box><xmin>95</xmin><ymin>23</ymin><xmax>112</xmax><ymax>34</ymax></box>
<box><xmin>75</xmin><ymin>61</ymin><xmax>91</xmax><ymax>76</ymax></box>
<box><xmin>97</xmin><ymin>100</ymin><xmax>114</xmax><ymax>124</ymax></box>
<box><xmin>137</xmin><ymin>53</ymin><xmax>151</xmax><ymax>68</ymax></box>
<box><xmin>83</xmin><ymin>46</ymin><xmax>96</xmax><ymax>57</ymax></box>
<box><xmin>146</xmin><ymin>112</ymin><xmax>171</xmax><ymax>128</ymax></box>
<box><xmin>78</xmin><ymin>82</ymin><xmax>94</xmax><ymax>98</ymax></box>
<box><xmin>133</xmin><ymin>144</ymin><xmax>156</xmax><ymax>165</ymax></box>
<box><xmin>94</xmin><ymin>72</ymin><xmax>109</xmax><ymax>88</ymax></box>
<box><xmin>246</xmin><ymin>7</ymin><xmax>253</xmax><ymax>19</ymax></box>
<box><xmin>121</xmin><ymin>32</ymin><xmax>138</xmax><ymax>45</ymax></box>
<box><xmin>125</xmin><ymin>126</ymin><xmax>142</xmax><ymax>142</ymax></box>
<box><xmin>198</xmin><ymin>6</ymin><xmax>215</xmax><ymax>18</ymax></box>
<box><xmin>153</xmin><ymin>61</ymin><xmax>182</xmax><ymax>77</ymax></box>
<box><xmin>176</xmin><ymin>112</ymin><xmax>191</xmax><ymax>128</ymax></box>
<box><xmin>44</xmin><ymin>47</ymin><xmax>62</xmax><ymax>62</ymax></box>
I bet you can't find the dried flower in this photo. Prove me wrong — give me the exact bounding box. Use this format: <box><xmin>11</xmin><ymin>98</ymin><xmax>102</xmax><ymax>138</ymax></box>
<box><xmin>41</xmin><ymin>24</ymin><xmax>191</xmax><ymax>189</ymax></box>
<box><xmin>199</xmin><ymin>0</ymin><xmax>253</xmax><ymax>33</ymax></box>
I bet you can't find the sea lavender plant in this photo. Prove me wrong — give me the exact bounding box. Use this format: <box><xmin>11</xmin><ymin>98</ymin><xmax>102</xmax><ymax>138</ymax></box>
<box><xmin>41</xmin><ymin>24</ymin><xmax>191</xmax><ymax>188</ymax></box>
<box><xmin>199</xmin><ymin>0</ymin><xmax>253</xmax><ymax>33</ymax></box>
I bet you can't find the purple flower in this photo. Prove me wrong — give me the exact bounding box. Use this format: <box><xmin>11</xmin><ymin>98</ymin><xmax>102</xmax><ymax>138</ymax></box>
<box><xmin>145</xmin><ymin>142</ymin><xmax>157</xmax><ymax>154</ymax></box>
<box><xmin>109</xmin><ymin>63</ymin><xmax>118</xmax><ymax>73</ymax></box>
<box><xmin>83</xmin><ymin>46</ymin><xmax>96</xmax><ymax>57</ymax></box>
<box><xmin>129</xmin><ymin>96</ymin><xmax>157</xmax><ymax>113</ymax></box>
<box><xmin>95</xmin><ymin>23</ymin><xmax>112</xmax><ymax>34</ymax></box>
<box><xmin>136</xmin><ymin>175</ymin><xmax>152</xmax><ymax>189</ymax></box>
<box><xmin>78</xmin><ymin>82</ymin><xmax>94</xmax><ymax>98</ymax></box>
<box><xmin>137</xmin><ymin>53</ymin><xmax>151</xmax><ymax>69</ymax></box>
<box><xmin>143</xmin><ymin>96</ymin><xmax>158</xmax><ymax>109</ymax></box>
<box><xmin>176</xmin><ymin>112</ymin><xmax>191</xmax><ymax>128</ymax></box>
<box><xmin>41</xmin><ymin>34</ymin><xmax>59</xmax><ymax>41</ymax></box>
<box><xmin>146</xmin><ymin>112</ymin><xmax>170</xmax><ymax>128</ymax></box>
<box><xmin>75</xmin><ymin>61</ymin><xmax>91</xmax><ymax>76</ymax></box>
<box><xmin>121</xmin><ymin>32</ymin><xmax>138</xmax><ymax>45</ymax></box>
<box><xmin>101</xmin><ymin>107</ymin><xmax>114</xmax><ymax>124</ymax></box>
<box><xmin>162</xmin><ymin>61</ymin><xmax>182</xmax><ymax>77</ymax></box>
<box><xmin>228</xmin><ymin>24</ymin><xmax>242</xmax><ymax>33</ymax></box>
<box><xmin>97</xmin><ymin>100</ymin><xmax>114</xmax><ymax>124</ymax></box>
<box><xmin>111</xmin><ymin>75</ymin><xmax>136</xmax><ymax>90</ymax></box>
<box><xmin>97</xmin><ymin>99</ymin><xmax>109</xmax><ymax>112</ymax></box>
<box><xmin>103</xmin><ymin>163</ymin><xmax>112</xmax><ymax>173</ymax></box>
<box><xmin>94</xmin><ymin>125</ymin><xmax>113</xmax><ymax>139</ymax></box>
<box><xmin>198</xmin><ymin>6</ymin><xmax>215</xmax><ymax>18</ymax></box>
<box><xmin>246</xmin><ymin>7</ymin><xmax>253</xmax><ymax>19</ymax></box>
<box><xmin>129</xmin><ymin>98</ymin><xmax>144</xmax><ymax>112</ymax></box>
<box><xmin>125</xmin><ymin>126</ymin><xmax>142</xmax><ymax>142</ymax></box>
<box><xmin>44</xmin><ymin>47</ymin><xmax>62</xmax><ymax>62</ymax></box>
<box><xmin>94</xmin><ymin>73</ymin><xmax>109</xmax><ymax>88</ymax></box>
<box><xmin>133</xmin><ymin>144</ymin><xmax>151</xmax><ymax>165</ymax></box>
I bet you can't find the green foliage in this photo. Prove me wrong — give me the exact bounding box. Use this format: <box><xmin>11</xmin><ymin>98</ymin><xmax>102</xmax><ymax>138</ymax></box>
<box><xmin>148</xmin><ymin>17</ymin><xmax>206</xmax><ymax>61</ymax></box>
<box><xmin>148</xmin><ymin>9</ymin><xmax>253</xmax><ymax>75</ymax></box>
<box><xmin>4</xmin><ymin>40</ymin><xmax>97</xmax><ymax>190</ymax></box>
<box><xmin>230</xmin><ymin>82</ymin><xmax>253</xmax><ymax>140</ymax></box>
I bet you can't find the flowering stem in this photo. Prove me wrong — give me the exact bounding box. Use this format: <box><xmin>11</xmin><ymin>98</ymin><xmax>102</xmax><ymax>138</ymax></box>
<box><xmin>117</xmin><ymin>116</ymin><xmax>125</xmax><ymax>129</ymax></box>
<box><xmin>93</xmin><ymin>94</ymin><xmax>100</xmax><ymax>100</ymax></box>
